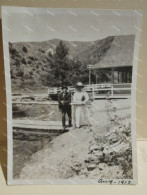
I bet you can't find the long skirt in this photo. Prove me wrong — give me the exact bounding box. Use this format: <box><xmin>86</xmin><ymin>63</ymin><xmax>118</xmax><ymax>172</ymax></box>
<box><xmin>74</xmin><ymin>105</ymin><xmax>91</xmax><ymax>128</ymax></box>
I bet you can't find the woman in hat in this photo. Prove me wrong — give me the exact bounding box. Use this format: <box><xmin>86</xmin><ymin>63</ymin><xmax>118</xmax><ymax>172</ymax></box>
<box><xmin>73</xmin><ymin>82</ymin><xmax>91</xmax><ymax>128</ymax></box>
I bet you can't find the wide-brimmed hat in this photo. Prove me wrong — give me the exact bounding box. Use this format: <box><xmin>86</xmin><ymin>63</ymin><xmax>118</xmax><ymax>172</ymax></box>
<box><xmin>76</xmin><ymin>82</ymin><xmax>84</xmax><ymax>88</ymax></box>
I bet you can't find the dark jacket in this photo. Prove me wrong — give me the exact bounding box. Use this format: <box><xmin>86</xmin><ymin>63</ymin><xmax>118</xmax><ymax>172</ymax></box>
<box><xmin>58</xmin><ymin>92</ymin><xmax>71</xmax><ymax>110</ymax></box>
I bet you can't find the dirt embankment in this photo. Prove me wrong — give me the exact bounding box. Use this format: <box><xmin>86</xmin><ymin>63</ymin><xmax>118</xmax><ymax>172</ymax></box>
<box><xmin>19</xmin><ymin>113</ymin><xmax>132</xmax><ymax>180</ymax></box>
<box><xmin>12</xmin><ymin>99</ymin><xmax>132</xmax><ymax>180</ymax></box>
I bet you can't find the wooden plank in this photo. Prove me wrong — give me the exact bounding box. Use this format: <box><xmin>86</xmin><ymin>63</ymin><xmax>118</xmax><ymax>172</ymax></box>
<box><xmin>94</xmin><ymin>96</ymin><xmax>131</xmax><ymax>99</ymax></box>
<box><xmin>93</xmin><ymin>88</ymin><xmax>131</xmax><ymax>91</ymax></box>
<box><xmin>13</xmin><ymin>120</ymin><xmax>61</xmax><ymax>125</ymax></box>
<box><xmin>12</xmin><ymin>101</ymin><xmax>58</xmax><ymax>105</ymax></box>
<box><xmin>13</xmin><ymin>120</ymin><xmax>63</xmax><ymax>130</ymax></box>
<box><xmin>13</xmin><ymin>124</ymin><xmax>63</xmax><ymax>130</ymax></box>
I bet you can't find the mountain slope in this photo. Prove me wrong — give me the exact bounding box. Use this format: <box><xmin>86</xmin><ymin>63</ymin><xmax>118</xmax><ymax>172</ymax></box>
<box><xmin>9</xmin><ymin>34</ymin><xmax>135</xmax><ymax>92</ymax></box>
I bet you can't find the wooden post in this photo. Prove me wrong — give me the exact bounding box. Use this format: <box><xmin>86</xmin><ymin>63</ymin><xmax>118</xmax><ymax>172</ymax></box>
<box><xmin>118</xmin><ymin>71</ymin><xmax>119</xmax><ymax>83</ymax></box>
<box><xmin>129</xmin><ymin>70</ymin><xmax>131</xmax><ymax>83</ymax></box>
<box><xmin>92</xmin><ymin>84</ymin><xmax>95</xmax><ymax>100</ymax></box>
<box><xmin>95</xmin><ymin>70</ymin><xmax>98</xmax><ymax>84</ymax></box>
<box><xmin>111</xmin><ymin>68</ymin><xmax>114</xmax><ymax>83</ymax></box>
<box><xmin>111</xmin><ymin>85</ymin><xmax>114</xmax><ymax>97</ymax></box>
<box><xmin>89</xmin><ymin>68</ymin><xmax>91</xmax><ymax>85</ymax></box>
<box><xmin>126</xmin><ymin>71</ymin><xmax>127</xmax><ymax>83</ymax></box>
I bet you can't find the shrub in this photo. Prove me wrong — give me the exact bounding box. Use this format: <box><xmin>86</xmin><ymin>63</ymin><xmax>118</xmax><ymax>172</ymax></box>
<box><xmin>21</xmin><ymin>58</ymin><xmax>26</xmax><ymax>64</ymax></box>
<box><xmin>22</xmin><ymin>46</ymin><xmax>28</xmax><ymax>53</ymax></box>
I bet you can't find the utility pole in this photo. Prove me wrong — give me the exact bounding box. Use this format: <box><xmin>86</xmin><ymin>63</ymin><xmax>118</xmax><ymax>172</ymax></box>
<box><xmin>87</xmin><ymin>64</ymin><xmax>93</xmax><ymax>85</ymax></box>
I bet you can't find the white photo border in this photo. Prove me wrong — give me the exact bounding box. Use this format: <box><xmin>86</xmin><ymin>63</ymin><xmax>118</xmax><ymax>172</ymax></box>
<box><xmin>1</xmin><ymin>6</ymin><xmax>143</xmax><ymax>185</ymax></box>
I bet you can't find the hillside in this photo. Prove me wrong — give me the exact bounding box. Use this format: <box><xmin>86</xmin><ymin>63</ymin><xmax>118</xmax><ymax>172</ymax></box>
<box><xmin>9</xmin><ymin>34</ymin><xmax>135</xmax><ymax>93</ymax></box>
<box><xmin>28</xmin><ymin>39</ymin><xmax>91</xmax><ymax>59</ymax></box>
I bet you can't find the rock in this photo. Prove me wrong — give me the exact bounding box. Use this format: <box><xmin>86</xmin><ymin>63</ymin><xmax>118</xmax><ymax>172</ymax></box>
<box><xmin>84</xmin><ymin>155</ymin><xmax>98</xmax><ymax>163</ymax></box>
<box><xmin>71</xmin><ymin>163</ymin><xmax>83</xmax><ymax>175</ymax></box>
<box><xmin>110</xmin><ymin>140</ymin><xmax>121</xmax><ymax>147</ymax></box>
<box><xmin>71</xmin><ymin>166</ymin><xmax>81</xmax><ymax>175</ymax></box>
<box><xmin>105</xmin><ymin>132</ymin><xmax>118</xmax><ymax>141</ymax></box>
<box><xmin>102</xmin><ymin>146</ymin><xmax>114</xmax><ymax>162</ymax></box>
<box><xmin>87</xmin><ymin>164</ymin><xmax>97</xmax><ymax>171</ymax></box>
<box><xmin>110</xmin><ymin>136</ymin><xmax>119</xmax><ymax>144</ymax></box>
<box><xmin>94</xmin><ymin>150</ymin><xmax>103</xmax><ymax>159</ymax></box>
<box><xmin>98</xmin><ymin>163</ymin><xmax>107</xmax><ymax>170</ymax></box>
<box><xmin>90</xmin><ymin>145</ymin><xmax>101</xmax><ymax>152</ymax></box>
<box><xmin>112</xmin><ymin>142</ymin><xmax>130</xmax><ymax>153</ymax></box>
<box><xmin>103</xmin><ymin>146</ymin><xmax>113</xmax><ymax>156</ymax></box>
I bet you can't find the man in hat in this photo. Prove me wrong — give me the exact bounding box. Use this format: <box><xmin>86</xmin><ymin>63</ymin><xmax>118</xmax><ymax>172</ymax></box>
<box><xmin>58</xmin><ymin>85</ymin><xmax>72</xmax><ymax>129</ymax></box>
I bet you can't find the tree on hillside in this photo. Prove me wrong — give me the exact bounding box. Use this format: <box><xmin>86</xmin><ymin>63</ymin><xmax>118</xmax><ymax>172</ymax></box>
<box><xmin>47</xmin><ymin>41</ymin><xmax>98</xmax><ymax>87</ymax></box>
<box><xmin>48</xmin><ymin>41</ymin><xmax>70</xmax><ymax>87</ymax></box>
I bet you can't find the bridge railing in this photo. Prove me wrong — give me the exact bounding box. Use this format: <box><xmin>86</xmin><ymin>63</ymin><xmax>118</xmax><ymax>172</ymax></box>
<box><xmin>48</xmin><ymin>83</ymin><xmax>132</xmax><ymax>99</ymax></box>
<box><xmin>92</xmin><ymin>83</ymin><xmax>131</xmax><ymax>99</ymax></box>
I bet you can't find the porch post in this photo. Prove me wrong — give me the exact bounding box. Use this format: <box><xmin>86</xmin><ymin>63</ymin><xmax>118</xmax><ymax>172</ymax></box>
<box><xmin>89</xmin><ymin>68</ymin><xmax>91</xmax><ymax>85</ymax></box>
<box><xmin>118</xmin><ymin>71</ymin><xmax>119</xmax><ymax>83</ymax></box>
<box><xmin>94</xmin><ymin>70</ymin><xmax>97</xmax><ymax>84</ymax></box>
<box><xmin>87</xmin><ymin>65</ymin><xmax>93</xmax><ymax>85</ymax></box>
<box><xmin>111</xmin><ymin>68</ymin><xmax>114</xmax><ymax>83</ymax></box>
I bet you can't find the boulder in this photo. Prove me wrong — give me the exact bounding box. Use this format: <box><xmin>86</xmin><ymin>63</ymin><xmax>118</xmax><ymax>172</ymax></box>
<box><xmin>84</xmin><ymin>155</ymin><xmax>98</xmax><ymax>163</ymax></box>
<box><xmin>94</xmin><ymin>150</ymin><xmax>103</xmax><ymax>159</ymax></box>
<box><xmin>87</xmin><ymin>164</ymin><xmax>97</xmax><ymax>171</ymax></box>
<box><xmin>102</xmin><ymin>146</ymin><xmax>114</xmax><ymax>162</ymax></box>
<box><xmin>90</xmin><ymin>144</ymin><xmax>102</xmax><ymax>152</ymax></box>
<box><xmin>98</xmin><ymin>163</ymin><xmax>107</xmax><ymax>170</ymax></box>
<box><xmin>112</xmin><ymin>142</ymin><xmax>130</xmax><ymax>153</ymax></box>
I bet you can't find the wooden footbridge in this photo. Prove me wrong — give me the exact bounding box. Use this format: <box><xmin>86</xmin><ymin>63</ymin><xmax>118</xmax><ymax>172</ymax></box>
<box><xmin>13</xmin><ymin>119</ymin><xmax>70</xmax><ymax>138</ymax></box>
<box><xmin>12</xmin><ymin>103</ymin><xmax>82</xmax><ymax>133</ymax></box>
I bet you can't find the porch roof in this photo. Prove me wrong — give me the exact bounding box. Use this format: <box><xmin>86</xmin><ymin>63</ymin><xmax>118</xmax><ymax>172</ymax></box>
<box><xmin>91</xmin><ymin>34</ymin><xmax>135</xmax><ymax>69</ymax></box>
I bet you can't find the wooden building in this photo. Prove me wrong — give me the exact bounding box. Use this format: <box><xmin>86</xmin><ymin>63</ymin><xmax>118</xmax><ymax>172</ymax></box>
<box><xmin>90</xmin><ymin>34</ymin><xmax>135</xmax><ymax>84</ymax></box>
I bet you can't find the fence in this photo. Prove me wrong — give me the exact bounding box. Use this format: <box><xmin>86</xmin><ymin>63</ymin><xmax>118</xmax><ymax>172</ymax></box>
<box><xmin>48</xmin><ymin>83</ymin><xmax>132</xmax><ymax>99</ymax></box>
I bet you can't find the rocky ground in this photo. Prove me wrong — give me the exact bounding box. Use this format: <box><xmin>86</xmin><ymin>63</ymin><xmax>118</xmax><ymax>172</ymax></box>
<box><xmin>13</xmin><ymin>99</ymin><xmax>133</xmax><ymax>180</ymax></box>
<box><xmin>12</xmin><ymin>94</ymin><xmax>50</xmax><ymax>102</ymax></box>
<box><xmin>12</xmin><ymin>96</ymin><xmax>61</xmax><ymax>121</ymax></box>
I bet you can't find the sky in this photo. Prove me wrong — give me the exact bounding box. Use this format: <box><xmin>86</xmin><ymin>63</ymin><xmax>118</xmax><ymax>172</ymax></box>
<box><xmin>2</xmin><ymin>7</ymin><xmax>142</xmax><ymax>43</ymax></box>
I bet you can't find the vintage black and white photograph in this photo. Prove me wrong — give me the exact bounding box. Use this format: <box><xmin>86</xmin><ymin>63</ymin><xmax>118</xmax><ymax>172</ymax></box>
<box><xmin>2</xmin><ymin>7</ymin><xmax>142</xmax><ymax>184</ymax></box>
